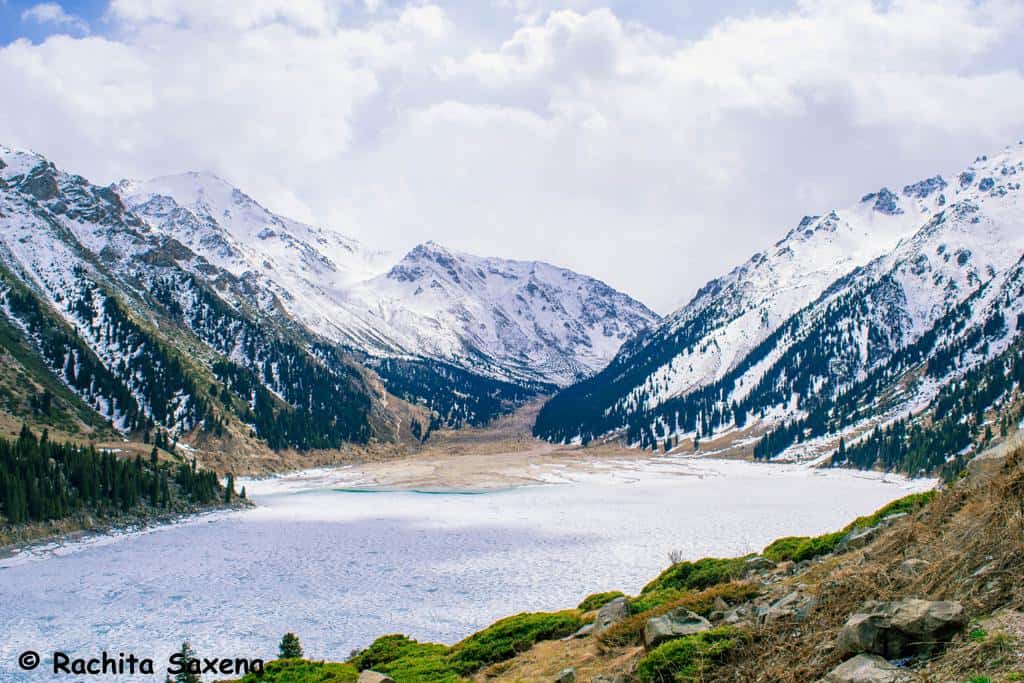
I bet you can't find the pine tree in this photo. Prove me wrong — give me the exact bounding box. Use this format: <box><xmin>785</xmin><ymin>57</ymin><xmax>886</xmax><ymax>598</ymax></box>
<box><xmin>173</xmin><ymin>641</ymin><xmax>201</xmax><ymax>683</ymax></box>
<box><xmin>278</xmin><ymin>632</ymin><xmax>303</xmax><ymax>659</ymax></box>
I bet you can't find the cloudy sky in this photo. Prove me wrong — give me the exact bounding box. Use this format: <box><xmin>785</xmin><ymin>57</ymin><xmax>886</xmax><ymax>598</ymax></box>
<box><xmin>1</xmin><ymin>0</ymin><xmax>1022</xmax><ymax>312</ymax></box>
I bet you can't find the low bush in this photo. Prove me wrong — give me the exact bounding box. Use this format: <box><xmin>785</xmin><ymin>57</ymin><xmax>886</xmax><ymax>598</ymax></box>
<box><xmin>634</xmin><ymin>627</ymin><xmax>748</xmax><ymax>682</ymax></box>
<box><xmin>762</xmin><ymin>531</ymin><xmax>845</xmax><ymax>563</ymax></box>
<box><xmin>641</xmin><ymin>557</ymin><xmax>747</xmax><ymax>595</ymax></box>
<box><xmin>448</xmin><ymin>610</ymin><xmax>582</xmax><ymax>675</ymax></box>
<box><xmin>577</xmin><ymin>591</ymin><xmax>625</xmax><ymax>612</ymax></box>
<box><xmin>844</xmin><ymin>491</ymin><xmax>935</xmax><ymax>531</ymax></box>
<box><xmin>762</xmin><ymin>492</ymin><xmax>936</xmax><ymax>563</ymax></box>
<box><xmin>237</xmin><ymin>659</ymin><xmax>359</xmax><ymax>682</ymax></box>
<box><xmin>348</xmin><ymin>635</ymin><xmax>458</xmax><ymax>682</ymax></box>
<box><xmin>598</xmin><ymin>582</ymin><xmax>759</xmax><ymax>648</ymax></box>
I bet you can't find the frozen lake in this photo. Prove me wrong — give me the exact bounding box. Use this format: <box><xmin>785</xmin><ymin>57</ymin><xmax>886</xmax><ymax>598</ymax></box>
<box><xmin>0</xmin><ymin>458</ymin><xmax>932</xmax><ymax>680</ymax></box>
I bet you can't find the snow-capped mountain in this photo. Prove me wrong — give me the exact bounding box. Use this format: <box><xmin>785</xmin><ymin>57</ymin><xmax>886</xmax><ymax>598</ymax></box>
<box><xmin>347</xmin><ymin>242</ymin><xmax>659</xmax><ymax>385</ymax></box>
<box><xmin>0</xmin><ymin>143</ymin><xmax>657</xmax><ymax>466</ymax></box>
<box><xmin>0</xmin><ymin>145</ymin><xmax>390</xmax><ymax>455</ymax></box>
<box><xmin>535</xmin><ymin>142</ymin><xmax>1024</xmax><ymax>471</ymax></box>
<box><xmin>118</xmin><ymin>176</ymin><xmax>658</xmax><ymax>386</ymax></box>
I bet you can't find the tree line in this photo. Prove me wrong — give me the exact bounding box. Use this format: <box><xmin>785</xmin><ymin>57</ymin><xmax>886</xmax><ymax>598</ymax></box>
<box><xmin>0</xmin><ymin>425</ymin><xmax>224</xmax><ymax>525</ymax></box>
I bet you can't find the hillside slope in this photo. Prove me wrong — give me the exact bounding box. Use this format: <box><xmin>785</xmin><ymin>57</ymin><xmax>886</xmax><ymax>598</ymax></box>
<box><xmin>536</xmin><ymin>143</ymin><xmax>1024</xmax><ymax>475</ymax></box>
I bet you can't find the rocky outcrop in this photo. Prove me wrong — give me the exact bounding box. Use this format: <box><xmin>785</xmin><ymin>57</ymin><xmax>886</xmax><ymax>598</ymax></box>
<box><xmin>745</xmin><ymin>556</ymin><xmax>777</xmax><ymax>574</ymax></box>
<box><xmin>838</xmin><ymin>526</ymin><xmax>882</xmax><ymax>552</ymax></box>
<box><xmin>643</xmin><ymin>608</ymin><xmax>711</xmax><ymax>649</ymax></box>
<box><xmin>593</xmin><ymin>597</ymin><xmax>629</xmax><ymax>636</ymax></box>
<box><xmin>566</xmin><ymin>623</ymin><xmax>594</xmax><ymax>639</ymax></box>
<box><xmin>357</xmin><ymin>671</ymin><xmax>395</xmax><ymax>683</ymax></box>
<box><xmin>896</xmin><ymin>559</ymin><xmax>930</xmax><ymax>577</ymax></box>
<box><xmin>555</xmin><ymin>667</ymin><xmax>576</xmax><ymax>683</ymax></box>
<box><xmin>837</xmin><ymin>599</ymin><xmax>967</xmax><ymax>658</ymax></box>
<box><xmin>821</xmin><ymin>654</ymin><xmax>913</xmax><ymax>683</ymax></box>
<box><xmin>761</xmin><ymin>589</ymin><xmax>818</xmax><ymax>623</ymax></box>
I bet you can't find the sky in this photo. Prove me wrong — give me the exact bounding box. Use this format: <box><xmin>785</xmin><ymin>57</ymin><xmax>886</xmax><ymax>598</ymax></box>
<box><xmin>1</xmin><ymin>1</ymin><xmax>1023</xmax><ymax>313</ymax></box>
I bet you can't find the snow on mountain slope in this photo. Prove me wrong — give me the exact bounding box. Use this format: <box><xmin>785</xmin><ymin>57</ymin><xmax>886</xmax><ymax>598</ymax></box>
<box><xmin>116</xmin><ymin>173</ymin><xmax>404</xmax><ymax>352</ymax></box>
<box><xmin>119</xmin><ymin>177</ymin><xmax>659</xmax><ymax>386</ymax></box>
<box><xmin>0</xmin><ymin>146</ymin><xmax>210</xmax><ymax>431</ymax></box>
<box><xmin>620</xmin><ymin>186</ymin><xmax>935</xmax><ymax>412</ymax></box>
<box><xmin>709</xmin><ymin>145</ymin><xmax>1024</xmax><ymax>415</ymax></box>
<box><xmin>347</xmin><ymin>242</ymin><xmax>660</xmax><ymax>385</ymax></box>
<box><xmin>535</xmin><ymin>142</ymin><xmax>1024</xmax><ymax>445</ymax></box>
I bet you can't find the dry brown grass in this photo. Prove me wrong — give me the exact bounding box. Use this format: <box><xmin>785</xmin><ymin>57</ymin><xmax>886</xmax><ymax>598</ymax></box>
<box><xmin>706</xmin><ymin>447</ymin><xmax>1024</xmax><ymax>682</ymax></box>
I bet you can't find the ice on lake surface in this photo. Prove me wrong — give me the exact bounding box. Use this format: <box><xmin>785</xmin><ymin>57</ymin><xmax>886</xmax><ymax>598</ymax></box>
<box><xmin>0</xmin><ymin>458</ymin><xmax>932</xmax><ymax>680</ymax></box>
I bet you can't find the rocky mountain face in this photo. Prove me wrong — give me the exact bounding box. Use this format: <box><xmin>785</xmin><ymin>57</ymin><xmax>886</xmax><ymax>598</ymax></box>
<box><xmin>535</xmin><ymin>142</ymin><xmax>1024</xmax><ymax>476</ymax></box>
<box><xmin>117</xmin><ymin>174</ymin><xmax>658</xmax><ymax>387</ymax></box>
<box><xmin>0</xmin><ymin>146</ymin><xmax>394</xmax><ymax>460</ymax></box>
<box><xmin>0</xmin><ymin>146</ymin><xmax>657</xmax><ymax>460</ymax></box>
<box><xmin>347</xmin><ymin>241</ymin><xmax>659</xmax><ymax>386</ymax></box>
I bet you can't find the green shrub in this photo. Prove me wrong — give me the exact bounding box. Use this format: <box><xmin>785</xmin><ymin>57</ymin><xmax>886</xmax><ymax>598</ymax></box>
<box><xmin>599</xmin><ymin>583</ymin><xmax>760</xmax><ymax>648</ymax></box>
<box><xmin>634</xmin><ymin>627</ymin><xmax>746</xmax><ymax>682</ymax></box>
<box><xmin>842</xmin><ymin>491</ymin><xmax>935</xmax><ymax>532</ymax></box>
<box><xmin>969</xmin><ymin>627</ymin><xmax>987</xmax><ymax>643</ymax></box>
<box><xmin>762</xmin><ymin>492</ymin><xmax>936</xmax><ymax>563</ymax></box>
<box><xmin>578</xmin><ymin>591</ymin><xmax>625</xmax><ymax>612</ymax></box>
<box><xmin>641</xmin><ymin>557</ymin><xmax>747</xmax><ymax>595</ymax></box>
<box><xmin>236</xmin><ymin>659</ymin><xmax>359</xmax><ymax>682</ymax></box>
<box><xmin>629</xmin><ymin>588</ymin><xmax>687</xmax><ymax>614</ymax></box>
<box><xmin>448</xmin><ymin>610</ymin><xmax>582</xmax><ymax>675</ymax></box>
<box><xmin>348</xmin><ymin>635</ymin><xmax>458</xmax><ymax>682</ymax></box>
<box><xmin>964</xmin><ymin>677</ymin><xmax>991</xmax><ymax>683</ymax></box>
<box><xmin>762</xmin><ymin>531</ymin><xmax>844</xmax><ymax>563</ymax></box>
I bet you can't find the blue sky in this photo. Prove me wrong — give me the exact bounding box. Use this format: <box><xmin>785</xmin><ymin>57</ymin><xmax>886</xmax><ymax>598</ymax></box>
<box><xmin>0</xmin><ymin>0</ymin><xmax>104</xmax><ymax>43</ymax></box>
<box><xmin>1</xmin><ymin>1</ymin><xmax>1022</xmax><ymax>310</ymax></box>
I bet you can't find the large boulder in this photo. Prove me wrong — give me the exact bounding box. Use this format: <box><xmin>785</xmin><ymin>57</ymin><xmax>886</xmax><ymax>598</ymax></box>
<box><xmin>565</xmin><ymin>623</ymin><xmax>595</xmax><ymax>639</ymax></box>
<box><xmin>643</xmin><ymin>608</ymin><xmax>711</xmax><ymax>649</ymax></box>
<box><xmin>838</xmin><ymin>526</ymin><xmax>881</xmax><ymax>552</ymax></box>
<box><xmin>358</xmin><ymin>672</ymin><xmax>395</xmax><ymax>683</ymax></box>
<box><xmin>837</xmin><ymin>599</ymin><xmax>967</xmax><ymax>658</ymax></box>
<box><xmin>762</xmin><ymin>589</ymin><xmax>818</xmax><ymax>623</ymax></box>
<box><xmin>593</xmin><ymin>597</ymin><xmax>630</xmax><ymax>636</ymax></box>
<box><xmin>821</xmin><ymin>654</ymin><xmax>913</xmax><ymax>683</ymax></box>
<box><xmin>555</xmin><ymin>667</ymin><xmax>576</xmax><ymax>683</ymax></box>
<box><xmin>745</xmin><ymin>556</ymin><xmax>777</xmax><ymax>573</ymax></box>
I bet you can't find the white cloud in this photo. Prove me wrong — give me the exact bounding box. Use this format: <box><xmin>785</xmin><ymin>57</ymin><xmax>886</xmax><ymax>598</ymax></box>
<box><xmin>2</xmin><ymin>0</ymin><xmax>1023</xmax><ymax>311</ymax></box>
<box><xmin>20</xmin><ymin>2</ymin><xmax>89</xmax><ymax>34</ymax></box>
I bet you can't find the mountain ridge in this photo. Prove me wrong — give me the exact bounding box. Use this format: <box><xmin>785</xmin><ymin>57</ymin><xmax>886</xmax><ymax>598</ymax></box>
<box><xmin>535</xmin><ymin>141</ymin><xmax>1024</xmax><ymax>476</ymax></box>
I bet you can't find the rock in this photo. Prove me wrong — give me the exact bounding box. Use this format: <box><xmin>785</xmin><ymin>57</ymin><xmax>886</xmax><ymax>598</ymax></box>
<box><xmin>643</xmin><ymin>608</ymin><xmax>711</xmax><ymax>649</ymax></box>
<box><xmin>896</xmin><ymin>559</ymin><xmax>929</xmax><ymax>577</ymax></box>
<box><xmin>593</xmin><ymin>675</ymin><xmax>628</xmax><ymax>683</ymax></box>
<box><xmin>965</xmin><ymin>443</ymin><xmax>1010</xmax><ymax>485</ymax></box>
<box><xmin>838</xmin><ymin>599</ymin><xmax>967</xmax><ymax>658</ymax></box>
<box><xmin>708</xmin><ymin>610</ymin><xmax>727</xmax><ymax>622</ymax></box>
<box><xmin>565</xmin><ymin>623</ymin><xmax>594</xmax><ymax>639</ymax></box>
<box><xmin>555</xmin><ymin>667</ymin><xmax>576</xmax><ymax>683</ymax></box>
<box><xmin>358</xmin><ymin>672</ymin><xmax>395</xmax><ymax>683</ymax></box>
<box><xmin>745</xmin><ymin>556</ymin><xmax>777</xmax><ymax>573</ymax></box>
<box><xmin>877</xmin><ymin>512</ymin><xmax>908</xmax><ymax>528</ymax></box>
<box><xmin>763</xmin><ymin>590</ymin><xmax>818</xmax><ymax>623</ymax></box>
<box><xmin>593</xmin><ymin>597</ymin><xmax>630</xmax><ymax>636</ymax></box>
<box><xmin>838</xmin><ymin>526</ymin><xmax>881</xmax><ymax>552</ymax></box>
<box><xmin>713</xmin><ymin>596</ymin><xmax>729</xmax><ymax>610</ymax></box>
<box><xmin>822</xmin><ymin>654</ymin><xmax>912</xmax><ymax>683</ymax></box>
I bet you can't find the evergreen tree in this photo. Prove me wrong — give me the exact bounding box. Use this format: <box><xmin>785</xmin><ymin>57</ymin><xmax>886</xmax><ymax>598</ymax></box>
<box><xmin>278</xmin><ymin>632</ymin><xmax>303</xmax><ymax>659</ymax></box>
<box><xmin>173</xmin><ymin>641</ymin><xmax>201</xmax><ymax>683</ymax></box>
